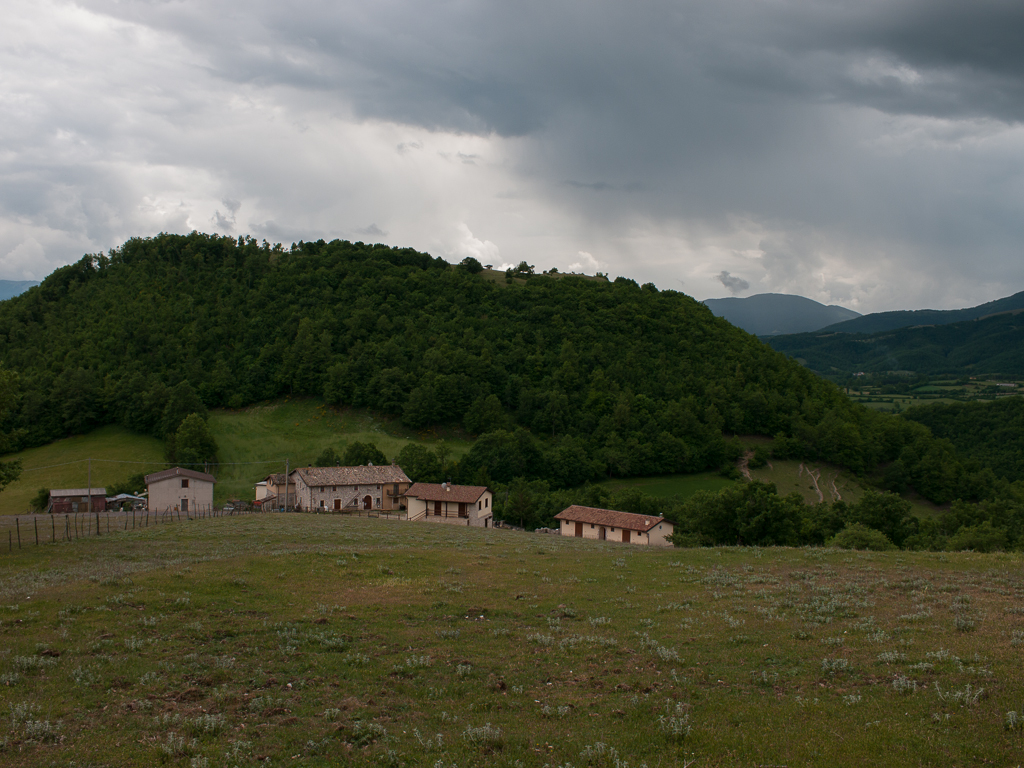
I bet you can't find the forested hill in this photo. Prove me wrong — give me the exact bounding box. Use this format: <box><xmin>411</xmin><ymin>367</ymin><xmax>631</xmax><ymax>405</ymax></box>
<box><xmin>766</xmin><ymin>312</ymin><xmax>1024</xmax><ymax>379</ymax></box>
<box><xmin>818</xmin><ymin>290</ymin><xmax>1024</xmax><ymax>334</ymax></box>
<box><xmin>0</xmin><ymin>233</ymin><xmax>1003</xmax><ymax>502</ymax></box>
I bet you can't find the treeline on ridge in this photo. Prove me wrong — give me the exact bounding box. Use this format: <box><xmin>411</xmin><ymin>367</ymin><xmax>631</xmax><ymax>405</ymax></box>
<box><xmin>0</xmin><ymin>232</ymin><xmax>1011</xmax><ymax>509</ymax></box>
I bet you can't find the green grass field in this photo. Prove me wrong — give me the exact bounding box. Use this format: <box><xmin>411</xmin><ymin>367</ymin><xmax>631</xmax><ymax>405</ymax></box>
<box><xmin>0</xmin><ymin>399</ymin><xmax>472</xmax><ymax>514</ymax></box>
<box><xmin>0</xmin><ymin>426</ymin><xmax>166</xmax><ymax>514</ymax></box>
<box><xmin>0</xmin><ymin>518</ymin><xmax>1021</xmax><ymax>766</ymax></box>
<box><xmin>600</xmin><ymin>472</ymin><xmax>734</xmax><ymax>500</ymax></box>
<box><xmin>209</xmin><ymin>399</ymin><xmax>471</xmax><ymax>503</ymax></box>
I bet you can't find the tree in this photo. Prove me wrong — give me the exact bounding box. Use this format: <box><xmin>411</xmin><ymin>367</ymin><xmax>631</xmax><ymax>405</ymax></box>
<box><xmin>315</xmin><ymin>446</ymin><xmax>341</xmax><ymax>467</ymax></box>
<box><xmin>458</xmin><ymin>256</ymin><xmax>484</xmax><ymax>273</ymax></box>
<box><xmin>30</xmin><ymin>487</ymin><xmax>50</xmax><ymax>512</ymax></box>
<box><xmin>463</xmin><ymin>394</ymin><xmax>508</xmax><ymax>435</ymax></box>
<box><xmin>343</xmin><ymin>441</ymin><xmax>388</xmax><ymax>466</ymax></box>
<box><xmin>395</xmin><ymin>444</ymin><xmax>442</xmax><ymax>482</ymax></box>
<box><xmin>0</xmin><ymin>367</ymin><xmax>22</xmax><ymax>494</ymax></box>
<box><xmin>169</xmin><ymin>413</ymin><xmax>219</xmax><ymax>469</ymax></box>
<box><xmin>160</xmin><ymin>382</ymin><xmax>207</xmax><ymax>438</ymax></box>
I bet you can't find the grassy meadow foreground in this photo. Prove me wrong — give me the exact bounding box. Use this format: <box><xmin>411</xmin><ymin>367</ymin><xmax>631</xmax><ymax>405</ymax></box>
<box><xmin>1</xmin><ymin>518</ymin><xmax>1022</xmax><ymax>767</ymax></box>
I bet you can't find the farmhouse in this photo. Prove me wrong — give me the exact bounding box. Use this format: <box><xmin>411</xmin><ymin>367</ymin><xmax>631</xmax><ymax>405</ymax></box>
<box><xmin>404</xmin><ymin>483</ymin><xmax>493</xmax><ymax>527</ymax></box>
<box><xmin>145</xmin><ymin>467</ymin><xmax>216</xmax><ymax>513</ymax></box>
<box><xmin>255</xmin><ymin>473</ymin><xmax>296</xmax><ymax>510</ymax></box>
<box><xmin>555</xmin><ymin>505</ymin><xmax>674</xmax><ymax>546</ymax></box>
<box><xmin>49</xmin><ymin>488</ymin><xmax>107</xmax><ymax>515</ymax></box>
<box><xmin>290</xmin><ymin>465</ymin><xmax>411</xmax><ymax>512</ymax></box>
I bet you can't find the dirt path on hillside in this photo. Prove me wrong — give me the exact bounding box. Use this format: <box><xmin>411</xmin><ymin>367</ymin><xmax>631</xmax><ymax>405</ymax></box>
<box><xmin>739</xmin><ymin>451</ymin><xmax>753</xmax><ymax>480</ymax></box>
<box><xmin>799</xmin><ymin>463</ymin><xmax>825</xmax><ymax>503</ymax></box>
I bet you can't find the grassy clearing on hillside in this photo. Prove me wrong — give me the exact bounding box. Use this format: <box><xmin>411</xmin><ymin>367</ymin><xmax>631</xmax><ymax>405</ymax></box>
<box><xmin>0</xmin><ymin>426</ymin><xmax>165</xmax><ymax>514</ymax></box>
<box><xmin>1</xmin><ymin>517</ymin><xmax>1022</xmax><ymax>767</ymax></box>
<box><xmin>0</xmin><ymin>400</ymin><xmax>471</xmax><ymax>513</ymax></box>
<box><xmin>748</xmin><ymin>459</ymin><xmax>866</xmax><ymax>506</ymax></box>
<box><xmin>209</xmin><ymin>399</ymin><xmax>471</xmax><ymax>502</ymax></box>
<box><xmin>600</xmin><ymin>473</ymin><xmax>734</xmax><ymax>500</ymax></box>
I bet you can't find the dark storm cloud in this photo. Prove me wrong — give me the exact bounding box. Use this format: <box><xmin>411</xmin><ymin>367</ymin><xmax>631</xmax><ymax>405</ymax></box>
<box><xmin>4</xmin><ymin>0</ymin><xmax>1023</xmax><ymax>309</ymax></box>
<box><xmin>716</xmin><ymin>271</ymin><xmax>749</xmax><ymax>295</ymax></box>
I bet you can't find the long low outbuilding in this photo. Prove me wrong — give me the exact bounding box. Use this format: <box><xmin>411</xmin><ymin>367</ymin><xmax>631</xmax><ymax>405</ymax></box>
<box><xmin>554</xmin><ymin>505</ymin><xmax>674</xmax><ymax>546</ymax></box>
<box><xmin>50</xmin><ymin>488</ymin><xmax>107</xmax><ymax>514</ymax></box>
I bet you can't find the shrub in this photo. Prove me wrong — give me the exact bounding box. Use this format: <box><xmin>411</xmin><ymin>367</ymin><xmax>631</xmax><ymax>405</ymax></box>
<box><xmin>827</xmin><ymin>523</ymin><xmax>897</xmax><ymax>551</ymax></box>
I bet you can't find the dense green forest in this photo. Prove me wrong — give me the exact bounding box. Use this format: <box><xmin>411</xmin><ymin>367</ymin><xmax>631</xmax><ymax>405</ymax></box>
<box><xmin>0</xmin><ymin>232</ymin><xmax>1020</xmax><ymax>545</ymax></box>
<box><xmin>815</xmin><ymin>290</ymin><xmax>1024</xmax><ymax>334</ymax></box>
<box><xmin>903</xmin><ymin>398</ymin><xmax>1024</xmax><ymax>483</ymax></box>
<box><xmin>766</xmin><ymin>312</ymin><xmax>1024</xmax><ymax>378</ymax></box>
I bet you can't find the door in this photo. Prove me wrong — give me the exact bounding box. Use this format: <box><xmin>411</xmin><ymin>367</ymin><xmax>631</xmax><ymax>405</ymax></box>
<box><xmin>434</xmin><ymin>500</ymin><xmax>442</xmax><ymax>515</ymax></box>
<box><xmin>574</xmin><ymin>522</ymin><xmax>583</xmax><ymax>538</ymax></box>
<box><xmin>363</xmin><ymin>495</ymin><xmax>372</xmax><ymax>510</ymax></box>
<box><xmin>599</xmin><ymin>527</ymin><xmax>606</xmax><ymax>540</ymax></box>
<box><xmin>181</xmin><ymin>498</ymin><xmax>189</xmax><ymax>513</ymax></box>
<box><xmin>622</xmin><ymin>529</ymin><xmax>630</xmax><ymax>543</ymax></box>
<box><xmin>334</xmin><ymin>499</ymin><xmax>341</xmax><ymax>510</ymax></box>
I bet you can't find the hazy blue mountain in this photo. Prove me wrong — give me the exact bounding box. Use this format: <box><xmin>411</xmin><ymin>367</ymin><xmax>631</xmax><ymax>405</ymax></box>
<box><xmin>702</xmin><ymin>293</ymin><xmax>860</xmax><ymax>336</ymax></box>
<box><xmin>819</xmin><ymin>290</ymin><xmax>1024</xmax><ymax>334</ymax></box>
<box><xmin>0</xmin><ymin>281</ymin><xmax>39</xmax><ymax>301</ymax></box>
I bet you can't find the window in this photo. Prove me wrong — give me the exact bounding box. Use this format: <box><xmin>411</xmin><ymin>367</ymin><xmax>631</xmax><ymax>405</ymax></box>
<box><xmin>485</xmin><ymin>497</ymin><xmax>489</xmax><ymax>508</ymax></box>
<box><xmin>591</xmin><ymin>523</ymin><xmax>595</xmax><ymax>529</ymax></box>
<box><xmin>181</xmin><ymin>479</ymin><xmax>189</xmax><ymax>488</ymax></box>
<box><xmin>478</xmin><ymin>501</ymin><xmax>481</xmax><ymax>510</ymax></box>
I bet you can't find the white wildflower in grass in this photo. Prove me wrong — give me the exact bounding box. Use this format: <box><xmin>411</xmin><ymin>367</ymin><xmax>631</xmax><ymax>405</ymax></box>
<box><xmin>349</xmin><ymin>721</ymin><xmax>388</xmax><ymax>747</ymax></box>
<box><xmin>160</xmin><ymin>732</ymin><xmax>198</xmax><ymax>757</ymax></box>
<box><xmin>456</xmin><ymin>663</ymin><xmax>473</xmax><ymax>678</ymax></box>
<box><xmin>188</xmin><ymin>713</ymin><xmax>226</xmax><ymax>735</ymax></box>
<box><xmin>1010</xmin><ymin>630</ymin><xmax>1023</xmax><ymax>647</ymax></box>
<box><xmin>657</xmin><ymin>699</ymin><xmax>691</xmax><ymax>742</ymax></box>
<box><xmin>934</xmin><ymin>682</ymin><xmax>985</xmax><ymax>707</ymax></box>
<box><xmin>323</xmin><ymin>708</ymin><xmax>341</xmax><ymax>721</ymax></box>
<box><xmin>1006</xmin><ymin>711</ymin><xmax>1022</xmax><ymax>731</ymax></box>
<box><xmin>821</xmin><ymin>658</ymin><xmax>851</xmax><ymax>676</ymax></box>
<box><xmin>892</xmin><ymin>675</ymin><xmax>918</xmax><ymax>694</ymax></box>
<box><xmin>463</xmin><ymin>722</ymin><xmax>503</xmax><ymax>751</ymax></box>
<box><xmin>843</xmin><ymin>694</ymin><xmax>862</xmax><ymax>705</ymax></box>
<box><xmin>877</xmin><ymin>651</ymin><xmax>907</xmax><ymax>664</ymax></box>
<box><xmin>71</xmin><ymin>665</ymin><xmax>99</xmax><ymax>686</ymax></box>
<box><xmin>527</xmin><ymin>633</ymin><xmax>555</xmax><ymax>647</ymax></box>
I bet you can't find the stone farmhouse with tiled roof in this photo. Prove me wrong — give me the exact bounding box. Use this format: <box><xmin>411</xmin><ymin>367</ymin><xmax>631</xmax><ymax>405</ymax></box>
<box><xmin>555</xmin><ymin>505</ymin><xmax>674</xmax><ymax>546</ymax></box>
<box><xmin>404</xmin><ymin>483</ymin><xmax>493</xmax><ymax>527</ymax></box>
<box><xmin>289</xmin><ymin>465</ymin><xmax>411</xmax><ymax>512</ymax></box>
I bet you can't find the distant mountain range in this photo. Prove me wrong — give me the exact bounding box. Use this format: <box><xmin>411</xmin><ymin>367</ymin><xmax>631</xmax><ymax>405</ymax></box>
<box><xmin>0</xmin><ymin>281</ymin><xmax>39</xmax><ymax>301</ymax></box>
<box><xmin>703</xmin><ymin>293</ymin><xmax>860</xmax><ymax>336</ymax></box>
<box><xmin>818</xmin><ymin>290</ymin><xmax>1024</xmax><ymax>334</ymax></box>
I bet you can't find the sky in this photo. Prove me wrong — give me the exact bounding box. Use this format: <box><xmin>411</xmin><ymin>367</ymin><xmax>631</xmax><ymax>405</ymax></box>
<box><xmin>3</xmin><ymin>0</ymin><xmax>1023</xmax><ymax>313</ymax></box>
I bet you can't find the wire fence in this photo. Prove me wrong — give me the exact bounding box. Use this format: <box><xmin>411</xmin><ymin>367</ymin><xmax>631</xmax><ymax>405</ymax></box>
<box><xmin>0</xmin><ymin>505</ymin><xmax>270</xmax><ymax>552</ymax></box>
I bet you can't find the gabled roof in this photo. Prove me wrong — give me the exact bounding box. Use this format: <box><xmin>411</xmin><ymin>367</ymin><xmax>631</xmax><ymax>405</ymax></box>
<box><xmin>144</xmin><ymin>467</ymin><xmax>217</xmax><ymax>484</ymax></box>
<box><xmin>555</xmin><ymin>505</ymin><xmax>666</xmax><ymax>532</ymax></box>
<box><xmin>262</xmin><ymin>473</ymin><xmax>291</xmax><ymax>485</ymax></box>
<box><xmin>291</xmin><ymin>465</ymin><xmax>411</xmax><ymax>487</ymax></box>
<box><xmin>404</xmin><ymin>483</ymin><xmax>488</xmax><ymax>504</ymax></box>
<box><xmin>50</xmin><ymin>488</ymin><xmax>107</xmax><ymax>497</ymax></box>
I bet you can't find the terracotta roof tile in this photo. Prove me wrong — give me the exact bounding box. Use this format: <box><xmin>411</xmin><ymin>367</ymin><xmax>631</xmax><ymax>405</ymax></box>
<box><xmin>554</xmin><ymin>505</ymin><xmax>666</xmax><ymax>532</ymax></box>
<box><xmin>404</xmin><ymin>483</ymin><xmax>488</xmax><ymax>504</ymax></box>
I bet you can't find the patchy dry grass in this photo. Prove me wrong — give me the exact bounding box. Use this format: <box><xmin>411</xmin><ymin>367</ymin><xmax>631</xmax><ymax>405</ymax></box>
<box><xmin>0</xmin><ymin>516</ymin><xmax>1022</xmax><ymax>766</ymax></box>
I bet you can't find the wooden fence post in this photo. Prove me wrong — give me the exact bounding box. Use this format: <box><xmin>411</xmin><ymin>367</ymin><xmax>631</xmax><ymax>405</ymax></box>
<box><xmin>96</xmin><ymin>512</ymin><xmax>100</xmax><ymax>536</ymax></box>
<box><xmin>34</xmin><ymin>517</ymin><xmax>39</xmax><ymax>546</ymax></box>
<box><xmin>51</xmin><ymin>516</ymin><xmax>55</xmax><ymax>543</ymax></box>
<box><xmin>16</xmin><ymin>518</ymin><xmax>21</xmax><ymax>549</ymax></box>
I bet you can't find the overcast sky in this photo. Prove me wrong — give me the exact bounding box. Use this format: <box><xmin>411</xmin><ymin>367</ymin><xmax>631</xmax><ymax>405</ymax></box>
<box><xmin>3</xmin><ymin>0</ymin><xmax>1023</xmax><ymax>312</ymax></box>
